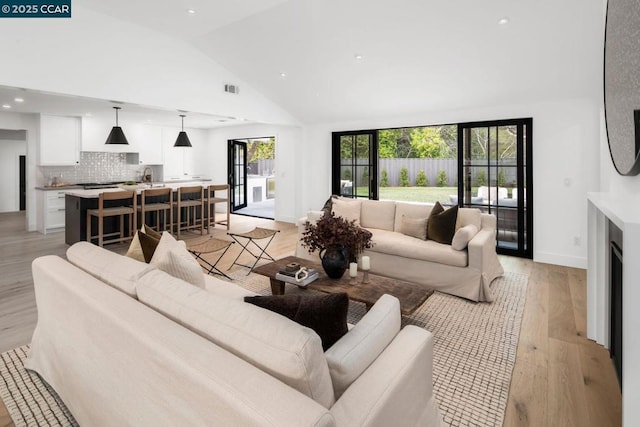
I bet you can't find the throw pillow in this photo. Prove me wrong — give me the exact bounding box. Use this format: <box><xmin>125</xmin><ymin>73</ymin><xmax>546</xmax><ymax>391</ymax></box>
<box><xmin>331</xmin><ymin>198</ymin><xmax>362</xmax><ymax>224</ymax></box>
<box><xmin>451</xmin><ymin>224</ymin><xmax>479</xmax><ymax>251</ymax></box>
<box><xmin>245</xmin><ymin>293</ymin><xmax>349</xmax><ymax>351</ymax></box>
<box><xmin>426</xmin><ymin>201</ymin><xmax>459</xmax><ymax>245</ymax></box>
<box><xmin>399</xmin><ymin>215</ymin><xmax>428</xmax><ymax>240</ymax></box>
<box><xmin>125</xmin><ymin>225</ymin><xmax>160</xmax><ymax>263</ymax></box>
<box><xmin>142</xmin><ymin>224</ymin><xmax>162</xmax><ymax>240</ymax></box>
<box><xmin>150</xmin><ymin>232</ymin><xmax>205</xmax><ymax>288</ymax></box>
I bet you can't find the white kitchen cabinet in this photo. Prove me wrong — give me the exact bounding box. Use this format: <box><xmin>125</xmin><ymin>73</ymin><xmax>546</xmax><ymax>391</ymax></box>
<box><xmin>81</xmin><ymin>116</ymin><xmax>131</xmax><ymax>153</ymax></box>
<box><xmin>36</xmin><ymin>189</ymin><xmax>67</xmax><ymax>234</ymax></box>
<box><xmin>38</xmin><ymin>115</ymin><xmax>80</xmax><ymax>165</ymax></box>
<box><xmin>162</xmin><ymin>127</ymin><xmax>207</xmax><ymax>179</ymax></box>
<box><xmin>129</xmin><ymin>124</ymin><xmax>163</xmax><ymax>165</ymax></box>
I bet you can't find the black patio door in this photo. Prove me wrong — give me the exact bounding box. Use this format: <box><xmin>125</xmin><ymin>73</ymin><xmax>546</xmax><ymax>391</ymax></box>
<box><xmin>458</xmin><ymin>118</ymin><xmax>533</xmax><ymax>258</ymax></box>
<box><xmin>331</xmin><ymin>130</ymin><xmax>378</xmax><ymax>199</ymax></box>
<box><xmin>228</xmin><ymin>140</ymin><xmax>247</xmax><ymax>211</ymax></box>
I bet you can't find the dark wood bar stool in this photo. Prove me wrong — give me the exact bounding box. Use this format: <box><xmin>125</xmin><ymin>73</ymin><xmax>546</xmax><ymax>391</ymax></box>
<box><xmin>139</xmin><ymin>187</ymin><xmax>173</xmax><ymax>233</ymax></box>
<box><xmin>205</xmin><ymin>184</ymin><xmax>230</xmax><ymax>232</ymax></box>
<box><xmin>174</xmin><ymin>185</ymin><xmax>204</xmax><ymax>239</ymax></box>
<box><xmin>86</xmin><ymin>190</ymin><xmax>137</xmax><ymax>247</ymax></box>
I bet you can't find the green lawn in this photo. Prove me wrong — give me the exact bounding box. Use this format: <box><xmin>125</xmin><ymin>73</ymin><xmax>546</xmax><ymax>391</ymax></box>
<box><xmin>355</xmin><ymin>186</ymin><xmax>457</xmax><ymax>203</ymax></box>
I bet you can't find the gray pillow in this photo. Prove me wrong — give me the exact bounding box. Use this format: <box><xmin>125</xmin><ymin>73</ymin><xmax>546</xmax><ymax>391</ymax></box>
<box><xmin>399</xmin><ymin>215</ymin><xmax>427</xmax><ymax>240</ymax></box>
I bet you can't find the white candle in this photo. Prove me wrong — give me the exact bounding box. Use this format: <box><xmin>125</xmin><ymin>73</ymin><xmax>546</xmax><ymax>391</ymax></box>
<box><xmin>361</xmin><ymin>256</ymin><xmax>370</xmax><ymax>270</ymax></box>
<box><xmin>349</xmin><ymin>262</ymin><xmax>358</xmax><ymax>277</ymax></box>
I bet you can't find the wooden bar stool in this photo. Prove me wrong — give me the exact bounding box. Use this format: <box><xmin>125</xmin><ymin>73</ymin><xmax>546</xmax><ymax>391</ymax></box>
<box><xmin>174</xmin><ymin>185</ymin><xmax>204</xmax><ymax>239</ymax></box>
<box><xmin>86</xmin><ymin>190</ymin><xmax>137</xmax><ymax>247</ymax></box>
<box><xmin>205</xmin><ymin>184</ymin><xmax>230</xmax><ymax>232</ymax></box>
<box><xmin>138</xmin><ymin>187</ymin><xmax>173</xmax><ymax>233</ymax></box>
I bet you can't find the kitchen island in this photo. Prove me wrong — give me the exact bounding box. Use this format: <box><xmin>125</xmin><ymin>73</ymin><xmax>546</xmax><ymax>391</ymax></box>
<box><xmin>65</xmin><ymin>181</ymin><xmax>213</xmax><ymax>245</ymax></box>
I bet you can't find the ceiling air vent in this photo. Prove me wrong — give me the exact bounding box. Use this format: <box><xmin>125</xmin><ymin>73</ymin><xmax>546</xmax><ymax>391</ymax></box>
<box><xmin>224</xmin><ymin>84</ymin><xmax>239</xmax><ymax>94</ymax></box>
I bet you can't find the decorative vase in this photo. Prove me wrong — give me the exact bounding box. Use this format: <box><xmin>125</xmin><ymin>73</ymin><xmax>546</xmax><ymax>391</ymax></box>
<box><xmin>319</xmin><ymin>244</ymin><xmax>349</xmax><ymax>279</ymax></box>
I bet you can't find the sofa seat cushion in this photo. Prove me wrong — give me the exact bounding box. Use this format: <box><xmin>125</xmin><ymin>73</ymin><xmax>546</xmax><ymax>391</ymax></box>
<box><xmin>367</xmin><ymin>229</ymin><xmax>468</xmax><ymax>267</ymax></box>
<box><xmin>136</xmin><ymin>270</ymin><xmax>335</xmax><ymax>409</ymax></box>
<box><xmin>66</xmin><ymin>241</ymin><xmax>154</xmax><ymax>297</ymax></box>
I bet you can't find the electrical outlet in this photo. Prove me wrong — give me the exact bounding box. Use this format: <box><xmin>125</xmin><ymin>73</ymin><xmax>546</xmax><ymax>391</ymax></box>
<box><xmin>573</xmin><ymin>236</ymin><xmax>581</xmax><ymax>246</ymax></box>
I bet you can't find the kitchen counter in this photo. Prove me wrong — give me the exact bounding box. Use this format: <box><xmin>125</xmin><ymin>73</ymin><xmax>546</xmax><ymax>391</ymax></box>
<box><xmin>35</xmin><ymin>185</ymin><xmax>83</xmax><ymax>191</ymax></box>
<box><xmin>65</xmin><ymin>180</ymin><xmax>213</xmax><ymax>198</ymax></box>
<box><xmin>64</xmin><ymin>179</ymin><xmax>216</xmax><ymax>244</ymax></box>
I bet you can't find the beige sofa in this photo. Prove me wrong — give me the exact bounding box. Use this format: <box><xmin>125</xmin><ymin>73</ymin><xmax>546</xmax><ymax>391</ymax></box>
<box><xmin>26</xmin><ymin>241</ymin><xmax>443</xmax><ymax>426</ymax></box>
<box><xmin>296</xmin><ymin>199</ymin><xmax>504</xmax><ymax>302</ymax></box>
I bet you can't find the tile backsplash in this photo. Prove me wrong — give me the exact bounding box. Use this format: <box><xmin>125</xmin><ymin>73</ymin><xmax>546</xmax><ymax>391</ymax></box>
<box><xmin>38</xmin><ymin>152</ymin><xmax>162</xmax><ymax>185</ymax></box>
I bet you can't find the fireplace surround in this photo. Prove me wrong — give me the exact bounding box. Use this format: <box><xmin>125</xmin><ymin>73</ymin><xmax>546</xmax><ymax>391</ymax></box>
<box><xmin>588</xmin><ymin>193</ymin><xmax>640</xmax><ymax>425</ymax></box>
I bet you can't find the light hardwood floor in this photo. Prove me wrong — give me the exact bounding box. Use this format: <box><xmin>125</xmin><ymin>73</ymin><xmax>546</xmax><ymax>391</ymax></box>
<box><xmin>0</xmin><ymin>212</ymin><xmax>622</xmax><ymax>426</ymax></box>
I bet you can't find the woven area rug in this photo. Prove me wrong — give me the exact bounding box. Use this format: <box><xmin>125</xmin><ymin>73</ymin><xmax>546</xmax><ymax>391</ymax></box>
<box><xmin>0</xmin><ymin>271</ymin><xmax>527</xmax><ymax>427</ymax></box>
<box><xmin>0</xmin><ymin>346</ymin><xmax>77</xmax><ymax>427</ymax></box>
<box><xmin>228</xmin><ymin>269</ymin><xmax>529</xmax><ymax>427</ymax></box>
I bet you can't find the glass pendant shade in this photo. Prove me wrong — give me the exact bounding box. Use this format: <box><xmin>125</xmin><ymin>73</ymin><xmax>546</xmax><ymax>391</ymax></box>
<box><xmin>105</xmin><ymin>106</ymin><xmax>129</xmax><ymax>144</ymax></box>
<box><xmin>174</xmin><ymin>114</ymin><xmax>192</xmax><ymax>147</ymax></box>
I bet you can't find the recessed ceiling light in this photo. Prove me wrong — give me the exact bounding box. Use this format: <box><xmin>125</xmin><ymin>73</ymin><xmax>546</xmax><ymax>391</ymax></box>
<box><xmin>2</xmin><ymin>104</ymin><xmax>11</xmax><ymax>109</ymax></box>
<box><xmin>84</xmin><ymin>112</ymin><xmax>93</xmax><ymax>117</ymax></box>
<box><xmin>354</xmin><ymin>54</ymin><xmax>363</xmax><ymax>60</ymax></box>
<box><xmin>186</xmin><ymin>9</ymin><xmax>196</xmax><ymax>14</ymax></box>
<box><xmin>280</xmin><ymin>72</ymin><xmax>287</xmax><ymax>79</ymax></box>
<box><xmin>498</xmin><ymin>17</ymin><xmax>509</xmax><ymax>25</ymax></box>
<box><xmin>14</xmin><ymin>97</ymin><xmax>24</xmax><ymax>103</ymax></box>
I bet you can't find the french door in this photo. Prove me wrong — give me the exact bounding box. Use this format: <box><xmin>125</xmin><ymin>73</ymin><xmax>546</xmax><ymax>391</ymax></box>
<box><xmin>332</xmin><ymin>130</ymin><xmax>377</xmax><ymax>199</ymax></box>
<box><xmin>228</xmin><ymin>139</ymin><xmax>247</xmax><ymax>211</ymax></box>
<box><xmin>458</xmin><ymin>118</ymin><xmax>533</xmax><ymax>258</ymax></box>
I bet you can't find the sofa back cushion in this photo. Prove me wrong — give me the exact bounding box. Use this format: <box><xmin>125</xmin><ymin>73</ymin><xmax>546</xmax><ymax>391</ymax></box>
<box><xmin>331</xmin><ymin>197</ymin><xmax>362</xmax><ymax>224</ymax></box>
<box><xmin>66</xmin><ymin>241</ymin><xmax>154</xmax><ymax>297</ymax></box>
<box><xmin>360</xmin><ymin>200</ymin><xmax>396</xmax><ymax>231</ymax></box>
<box><xmin>136</xmin><ymin>270</ymin><xmax>335</xmax><ymax>408</ymax></box>
<box><xmin>456</xmin><ymin>208</ymin><xmax>482</xmax><ymax>231</ymax></box>
<box><xmin>393</xmin><ymin>202</ymin><xmax>433</xmax><ymax>232</ymax></box>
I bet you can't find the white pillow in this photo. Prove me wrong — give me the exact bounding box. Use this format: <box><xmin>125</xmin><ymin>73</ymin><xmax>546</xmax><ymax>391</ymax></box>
<box><xmin>150</xmin><ymin>232</ymin><xmax>205</xmax><ymax>288</ymax></box>
<box><xmin>451</xmin><ymin>224</ymin><xmax>479</xmax><ymax>251</ymax></box>
<box><xmin>331</xmin><ymin>197</ymin><xmax>362</xmax><ymax>224</ymax></box>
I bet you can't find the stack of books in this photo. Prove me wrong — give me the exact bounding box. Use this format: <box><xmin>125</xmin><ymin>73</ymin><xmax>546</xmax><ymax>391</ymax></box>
<box><xmin>275</xmin><ymin>267</ymin><xmax>319</xmax><ymax>287</ymax></box>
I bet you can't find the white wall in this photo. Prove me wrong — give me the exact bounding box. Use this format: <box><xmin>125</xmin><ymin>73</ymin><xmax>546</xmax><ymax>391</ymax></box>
<box><xmin>0</xmin><ymin>140</ymin><xmax>26</xmax><ymax>212</ymax></box>
<box><xmin>0</xmin><ymin>112</ymin><xmax>38</xmax><ymax>230</ymax></box>
<box><xmin>206</xmin><ymin>123</ymin><xmax>303</xmax><ymax>224</ymax></box>
<box><xmin>300</xmin><ymin>98</ymin><xmax>601</xmax><ymax>268</ymax></box>
<box><xmin>0</xmin><ymin>5</ymin><xmax>298</xmax><ymax>126</ymax></box>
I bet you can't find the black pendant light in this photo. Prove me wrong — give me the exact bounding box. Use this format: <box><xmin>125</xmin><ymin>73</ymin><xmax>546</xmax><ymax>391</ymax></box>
<box><xmin>105</xmin><ymin>106</ymin><xmax>129</xmax><ymax>145</ymax></box>
<box><xmin>174</xmin><ymin>114</ymin><xmax>192</xmax><ymax>147</ymax></box>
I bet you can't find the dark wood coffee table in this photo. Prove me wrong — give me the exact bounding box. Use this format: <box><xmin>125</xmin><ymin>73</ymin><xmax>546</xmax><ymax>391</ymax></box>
<box><xmin>252</xmin><ymin>256</ymin><xmax>434</xmax><ymax>315</ymax></box>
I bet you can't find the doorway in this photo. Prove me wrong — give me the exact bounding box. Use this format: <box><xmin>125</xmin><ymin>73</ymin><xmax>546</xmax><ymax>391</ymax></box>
<box><xmin>228</xmin><ymin>137</ymin><xmax>276</xmax><ymax>219</ymax></box>
<box><xmin>19</xmin><ymin>155</ymin><xmax>26</xmax><ymax>211</ymax></box>
<box><xmin>458</xmin><ymin>118</ymin><xmax>533</xmax><ymax>258</ymax></box>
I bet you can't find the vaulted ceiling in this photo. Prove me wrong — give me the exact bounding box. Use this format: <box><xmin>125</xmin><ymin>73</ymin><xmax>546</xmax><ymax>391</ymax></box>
<box><xmin>50</xmin><ymin>0</ymin><xmax>609</xmax><ymax>124</ymax></box>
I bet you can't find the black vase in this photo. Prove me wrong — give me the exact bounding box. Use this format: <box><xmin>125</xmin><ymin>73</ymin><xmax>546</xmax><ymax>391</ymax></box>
<box><xmin>319</xmin><ymin>245</ymin><xmax>349</xmax><ymax>279</ymax></box>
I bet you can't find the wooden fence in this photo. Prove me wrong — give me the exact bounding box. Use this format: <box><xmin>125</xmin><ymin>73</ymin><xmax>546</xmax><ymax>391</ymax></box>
<box><xmin>377</xmin><ymin>158</ymin><xmax>458</xmax><ymax>187</ymax></box>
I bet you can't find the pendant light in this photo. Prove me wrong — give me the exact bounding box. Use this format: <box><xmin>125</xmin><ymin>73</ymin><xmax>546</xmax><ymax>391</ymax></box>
<box><xmin>104</xmin><ymin>106</ymin><xmax>129</xmax><ymax>145</ymax></box>
<box><xmin>174</xmin><ymin>114</ymin><xmax>192</xmax><ymax>147</ymax></box>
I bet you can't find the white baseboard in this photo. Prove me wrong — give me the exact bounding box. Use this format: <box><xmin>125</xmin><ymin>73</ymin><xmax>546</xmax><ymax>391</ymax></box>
<box><xmin>275</xmin><ymin>215</ymin><xmax>296</xmax><ymax>224</ymax></box>
<box><xmin>534</xmin><ymin>251</ymin><xmax>587</xmax><ymax>269</ymax></box>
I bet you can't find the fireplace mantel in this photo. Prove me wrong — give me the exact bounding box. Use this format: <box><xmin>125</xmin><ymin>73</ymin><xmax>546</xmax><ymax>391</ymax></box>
<box><xmin>587</xmin><ymin>192</ymin><xmax>640</xmax><ymax>425</ymax></box>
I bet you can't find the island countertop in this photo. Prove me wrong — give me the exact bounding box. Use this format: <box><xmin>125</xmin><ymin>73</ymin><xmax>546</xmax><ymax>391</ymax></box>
<box><xmin>64</xmin><ymin>180</ymin><xmax>213</xmax><ymax>198</ymax></box>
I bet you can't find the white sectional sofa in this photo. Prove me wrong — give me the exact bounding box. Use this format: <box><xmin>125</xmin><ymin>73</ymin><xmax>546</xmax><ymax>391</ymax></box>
<box><xmin>26</xmin><ymin>241</ymin><xmax>443</xmax><ymax>426</ymax></box>
<box><xmin>296</xmin><ymin>198</ymin><xmax>504</xmax><ymax>302</ymax></box>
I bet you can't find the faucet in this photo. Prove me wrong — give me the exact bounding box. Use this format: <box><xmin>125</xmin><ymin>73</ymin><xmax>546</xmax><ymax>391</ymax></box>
<box><xmin>142</xmin><ymin>167</ymin><xmax>153</xmax><ymax>184</ymax></box>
